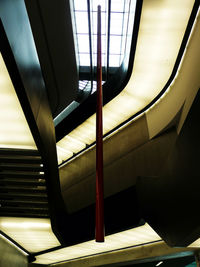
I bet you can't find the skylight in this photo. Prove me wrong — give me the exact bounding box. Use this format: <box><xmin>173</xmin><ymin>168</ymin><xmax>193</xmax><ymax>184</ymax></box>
<box><xmin>54</xmin><ymin>0</ymin><xmax>136</xmax><ymax>124</ymax></box>
<box><xmin>73</xmin><ymin>0</ymin><xmax>133</xmax><ymax>68</ymax></box>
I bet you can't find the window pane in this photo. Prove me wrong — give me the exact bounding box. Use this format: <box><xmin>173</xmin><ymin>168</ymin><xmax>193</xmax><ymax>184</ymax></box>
<box><xmin>110</xmin><ymin>35</ymin><xmax>122</xmax><ymax>54</ymax></box>
<box><xmin>122</xmin><ymin>12</ymin><xmax>129</xmax><ymax>36</ymax></box>
<box><xmin>74</xmin><ymin>0</ymin><xmax>87</xmax><ymax>11</ymax></box>
<box><xmin>75</xmin><ymin>11</ymin><xmax>88</xmax><ymax>34</ymax></box>
<box><xmin>77</xmin><ymin>34</ymin><xmax>90</xmax><ymax>53</ymax></box>
<box><xmin>111</xmin><ymin>0</ymin><xmax>125</xmax><ymax>12</ymax></box>
<box><xmin>110</xmin><ymin>12</ymin><xmax>123</xmax><ymax>35</ymax></box>
<box><xmin>109</xmin><ymin>54</ymin><xmax>120</xmax><ymax>67</ymax></box>
<box><xmin>124</xmin><ymin>0</ymin><xmax>131</xmax><ymax>13</ymax></box>
<box><xmin>79</xmin><ymin>53</ymin><xmax>90</xmax><ymax>66</ymax></box>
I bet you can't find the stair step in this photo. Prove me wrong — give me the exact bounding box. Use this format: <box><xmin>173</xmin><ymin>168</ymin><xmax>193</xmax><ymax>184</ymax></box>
<box><xmin>0</xmin><ymin>206</ymin><xmax>48</xmax><ymax>212</ymax></box>
<box><xmin>0</xmin><ymin>179</ymin><xmax>45</xmax><ymax>186</ymax></box>
<box><xmin>0</xmin><ymin>148</ymin><xmax>40</xmax><ymax>157</ymax></box>
<box><xmin>0</xmin><ymin>193</ymin><xmax>48</xmax><ymax>201</ymax></box>
<box><xmin>0</xmin><ymin>156</ymin><xmax>42</xmax><ymax>164</ymax></box>
<box><xmin>0</xmin><ymin>186</ymin><xmax>47</xmax><ymax>193</ymax></box>
<box><xmin>0</xmin><ymin>164</ymin><xmax>43</xmax><ymax>172</ymax></box>
<box><xmin>0</xmin><ymin>199</ymin><xmax>48</xmax><ymax>207</ymax></box>
<box><xmin>0</xmin><ymin>212</ymin><xmax>49</xmax><ymax>218</ymax></box>
<box><xmin>0</xmin><ymin>149</ymin><xmax>50</xmax><ymax>219</ymax></box>
<box><xmin>0</xmin><ymin>172</ymin><xmax>44</xmax><ymax>179</ymax></box>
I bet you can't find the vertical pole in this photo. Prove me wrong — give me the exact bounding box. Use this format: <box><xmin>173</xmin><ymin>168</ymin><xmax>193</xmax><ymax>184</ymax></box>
<box><xmin>96</xmin><ymin>5</ymin><xmax>104</xmax><ymax>242</ymax></box>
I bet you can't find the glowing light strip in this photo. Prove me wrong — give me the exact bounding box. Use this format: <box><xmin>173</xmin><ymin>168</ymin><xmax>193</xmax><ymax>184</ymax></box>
<box><xmin>34</xmin><ymin>223</ymin><xmax>161</xmax><ymax>265</ymax></box>
<box><xmin>0</xmin><ymin>53</ymin><xmax>36</xmax><ymax>150</ymax></box>
<box><xmin>146</xmin><ymin>7</ymin><xmax>200</xmax><ymax>113</ymax></box>
<box><xmin>0</xmin><ymin>217</ymin><xmax>60</xmax><ymax>253</ymax></box>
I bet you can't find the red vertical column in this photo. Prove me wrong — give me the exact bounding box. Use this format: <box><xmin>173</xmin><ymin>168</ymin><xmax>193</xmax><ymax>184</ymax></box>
<box><xmin>95</xmin><ymin>5</ymin><xmax>104</xmax><ymax>242</ymax></box>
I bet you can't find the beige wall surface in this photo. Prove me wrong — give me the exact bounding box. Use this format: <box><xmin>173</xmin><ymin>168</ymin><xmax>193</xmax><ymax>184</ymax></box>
<box><xmin>0</xmin><ymin>235</ymin><xmax>28</xmax><ymax>267</ymax></box>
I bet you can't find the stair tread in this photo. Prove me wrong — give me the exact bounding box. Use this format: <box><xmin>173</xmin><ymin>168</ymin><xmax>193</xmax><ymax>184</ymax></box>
<box><xmin>0</xmin><ymin>186</ymin><xmax>46</xmax><ymax>192</ymax></box>
<box><xmin>0</xmin><ymin>179</ymin><xmax>45</xmax><ymax>186</ymax></box>
<box><xmin>0</xmin><ymin>193</ymin><xmax>48</xmax><ymax>200</ymax></box>
<box><xmin>0</xmin><ymin>162</ymin><xmax>43</xmax><ymax>167</ymax></box>
<box><xmin>0</xmin><ymin>165</ymin><xmax>43</xmax><ymax>172</ymax></box>
<box><xmin>0</xmin><ymin>157</ymin><xmax>42</xmax><ymax>164</ymax></box>
<box><xmin>0</xmin><ymin>206</ymin><xmax>48</xmax><ymax>211</ymax></box>
<box><xmin>0</xmin><ymin>171</ymin><xmax>44</xmax><ymax>177</ymax></box>
<box><xmin>0</xmin><ymin>148</ymin><xmax>40</xmax><ymax>156</ymax></box>
<box><xmin>0</xmin><ymin>149</ymin><xmax>51</xmax><ymax>219</ymax></box>
<box><xmin>0</xmin><ymin>190</ymin><xmax>47</xmax><ymax>196</ymax></box>
<box><xmin>0</xmin><ymin>212</ymin><xmax>49</xmax><ymax>218</ymax></box>
<box><xmin>0</xmin><ymin>199</ymin><xmax>48</xmax><ymax>206</ymax></box>
<box><xmin>0</xmin><ymin>177</ymin><xmax>45</xmax><ymax>183</ymax></box>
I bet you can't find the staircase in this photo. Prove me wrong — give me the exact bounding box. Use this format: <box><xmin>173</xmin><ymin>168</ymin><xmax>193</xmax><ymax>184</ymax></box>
<box><xmin>0</xmin><ymin>148</ymin><xmax>49</xmax><ymax>218</ymax></box>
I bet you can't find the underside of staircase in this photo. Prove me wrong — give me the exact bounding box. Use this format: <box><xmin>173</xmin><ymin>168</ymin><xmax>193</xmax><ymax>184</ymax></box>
<box><xmin>0</xmin><ymin>148</ymin><xmax>49</xmax><ymax>219</ymax></box>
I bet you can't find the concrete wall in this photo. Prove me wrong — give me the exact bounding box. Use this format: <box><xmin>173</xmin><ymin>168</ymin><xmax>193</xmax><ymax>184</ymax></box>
<box><xmin>137</xmin><ymin>90</ymin><xmax>200</xmax><ymax>247</ymax></box>
<box><xmin>0</xmin><ymin>234</ymin><xmax>28</xmax><ymax>267</ymax></box>
<box><xmin>59</xmin><ymin>113</ymin><xmax>177</xmax><ymax>213</ymax></box>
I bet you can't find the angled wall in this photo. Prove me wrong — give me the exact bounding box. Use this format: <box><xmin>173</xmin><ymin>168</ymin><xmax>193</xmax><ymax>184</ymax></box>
<box><xmin>0</xmin><ymin>235</ymin><xmax>28</xmax><ymax>267</ymax></box>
